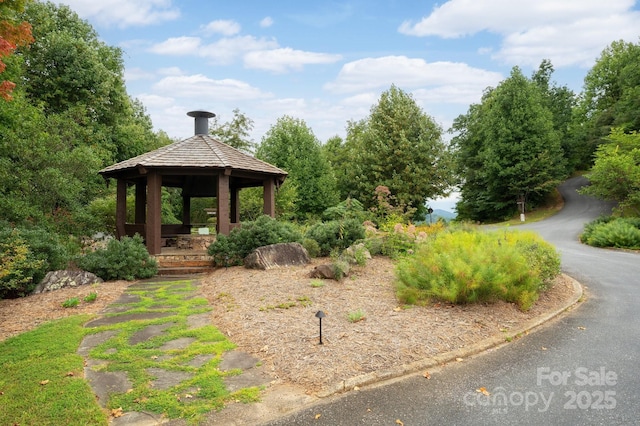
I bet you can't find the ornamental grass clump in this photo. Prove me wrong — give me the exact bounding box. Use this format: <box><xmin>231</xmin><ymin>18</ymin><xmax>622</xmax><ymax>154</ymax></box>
<box><xmin>395</xmin><ymin>229</ymin><xmax>559</xmax><ymax>311</ymax></box>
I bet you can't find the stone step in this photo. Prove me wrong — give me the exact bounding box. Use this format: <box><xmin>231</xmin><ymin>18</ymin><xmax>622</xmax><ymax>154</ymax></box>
<box><xmin>157</xmin><ymin>266</ymin><xmax>216</xmax><ymax>276</ymax></box>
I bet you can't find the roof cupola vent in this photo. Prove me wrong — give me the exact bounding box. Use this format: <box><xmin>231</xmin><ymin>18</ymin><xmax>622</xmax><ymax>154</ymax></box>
<box><xmin>187</xmin><ymin>110</ymin><xmax>216</xmax><ymax>135</ymax></box>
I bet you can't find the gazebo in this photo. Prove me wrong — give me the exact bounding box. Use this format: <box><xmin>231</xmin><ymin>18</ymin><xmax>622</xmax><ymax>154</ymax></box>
<box><xmin>99</xmin><ymin>111</ymin><xmax>288</xmax><ymax>255</ymax></box>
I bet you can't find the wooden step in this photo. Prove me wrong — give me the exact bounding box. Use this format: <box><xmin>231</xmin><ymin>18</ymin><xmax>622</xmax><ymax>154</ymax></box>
<box><xmin>157</xmin><ymin>266</ymin><xmax>216</xmax><ymax>276</ymax></box>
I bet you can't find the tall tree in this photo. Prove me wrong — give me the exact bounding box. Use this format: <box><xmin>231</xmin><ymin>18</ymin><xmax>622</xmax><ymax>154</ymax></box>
<box><xmin>571</xmin><ymin>39</ymin><xmax>640</xmax><ymax>168</ymax></box>
<box><xmin>256</xmin><ymin>116</ymin><xmax>338</xmax><ymax>218</ymax></box>
<box><xmin>0</xmin><ymin>0</ymin><xmax>33</xmax><ymax>100</ymax></box>
<box><xmin>208</xmin><ymin>108</ymin><xmax>256</xmax><ymax>153</ymax></box>
<box><xmin>452</xmin><ymin>67</ymin><xmax>566</xmax><ymax>222</ymax></box>
<box><xmin>532</xmin><ymin>60</ymin><xmax>577</xmax><ymax>173</ymax></box>
<box><xmin>340</xmin><ymin>85</ymin><xmax>454</xmax><ymax>218</ymax></box>
<box><xmin>18</xmin><ymin>1</ymin><xmax>159</xmax><ymax>163</ymax></box>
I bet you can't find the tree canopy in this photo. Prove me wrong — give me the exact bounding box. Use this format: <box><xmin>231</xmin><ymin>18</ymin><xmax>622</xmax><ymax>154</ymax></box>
<box><xmin>452</xmin><ymin>66</ymin><xmax>566</xmax><ymax>222</ymax></box>
<box><xmin>256</xmin><ymin>116</ymin><xmax>339</xmax><ymax>219</ymax></box>
<box><xmin>335</xmin><ymin>85</ymin><xmax>454</xmax><ymax>219</ymax></box>
<box><xmin>581</xmin><ymin>128</ymin><xmax>640</xmax><ymax>215</ymax></box>
<box><xmin>0</xmin><ymin>1</ymin><xmax>168</xmax><ymax>235</ymax></box>
<box><xmin>0</xmin><ymin>0</ymin><xmax>33</xmax><ymax>100</ymax></box>
<box><xmin>208</xmin><ymin>108</ymin><xmax>256</xmax><ymax>154</ymax></box>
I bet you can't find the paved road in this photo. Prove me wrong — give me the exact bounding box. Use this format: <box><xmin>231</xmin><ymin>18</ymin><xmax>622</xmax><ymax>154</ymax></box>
<box><xmin>264</xmin><ymin>176</ymin><xmax>639</xmax><ymax>425</ymax></box>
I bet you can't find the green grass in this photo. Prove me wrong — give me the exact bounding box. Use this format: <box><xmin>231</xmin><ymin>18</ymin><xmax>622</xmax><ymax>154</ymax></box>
<box><xmin>347</xmin><ymin>309</ymin><xmax>366</xmax><ymax>323</ymax></box>
<box><xmin>0</xmin><ymin>315</ymin><xmax>107</xmax><ymax>426</ymax></box>
<box><xmin>0</xmin><ymin>280</ymin><xmax>258</xmax><ymax>425</ymax></box>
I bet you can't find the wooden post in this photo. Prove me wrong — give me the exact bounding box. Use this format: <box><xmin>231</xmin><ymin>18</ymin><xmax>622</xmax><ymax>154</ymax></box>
<box><xmin>263</xmin><ymin>178</ymin><xmax>276</xmax><ymax>217</ymax></box>
<box><xmin>146</xmin><ymin>171</ymin><xmax>162</xmax><ymax>254</ymax></box>
<box><xmin>217</xmin><ymin>173</ymin><xmax>230</xmax><ymax>235</ymax></box>
<box><xmin>230</xmin><ymin>186</ymin><xmax>240</xmax><ymax>224</ymax></box>
<box><xmin>116</xmin><ymin>179</ymin><xmax>127</xmax><ymax>239</ymax></box>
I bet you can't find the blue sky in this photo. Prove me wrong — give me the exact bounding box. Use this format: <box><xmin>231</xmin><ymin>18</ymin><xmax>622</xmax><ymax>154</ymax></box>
<box><xmin>57</xmin><ymin>0</ymin><xmax>640</xmax><ymax>211</ymax></box>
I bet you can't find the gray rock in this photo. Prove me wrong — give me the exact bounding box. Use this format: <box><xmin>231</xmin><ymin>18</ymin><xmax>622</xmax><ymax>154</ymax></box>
<box><xmin>244</xmin><ymin>242</ymin><xmax>310</xmax><ymax>270</ymax></box>
<box><xmin>33</xmin><ymin>270</ymin><xmax>103</xmax><ymax>294</ymax></box>
<box><xmin>309</xmin><ymin>261</ymin><xmax>350</xmax><ymax>280</ymax></box>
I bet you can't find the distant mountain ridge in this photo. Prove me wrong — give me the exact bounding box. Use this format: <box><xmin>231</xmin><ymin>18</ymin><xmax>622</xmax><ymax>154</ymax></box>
<box><xmin>428</xmin><ymin>209</ymin><xmax>456</xmax><ymax>222</ymax></box>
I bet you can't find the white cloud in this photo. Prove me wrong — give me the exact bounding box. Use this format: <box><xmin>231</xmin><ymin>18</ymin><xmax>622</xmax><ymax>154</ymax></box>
<box><xmin>244</xmin><ymin>48</ymin><xmax>343</xmax><ymax>73</ymax></box>
<box><xmin>157</xmin><ymin>67</ymin><xmax>184</xmax><ymax>76</ymax></box>
<box><xmin>59</xmin><ymin>0</ymin><xmax>179</xmax><ymax>28</ymax></box>
<box><xmin>124</xmin><ymin>67</ymin><xmax>155</xmax><ymax>82</ymax></box>
<box><xmin>149</xmin><ymin>36</ymin><xmax>202</xmax><ymax>55</ymax></box>
<box><xmin>325</xmin><ymin>56</ymin><xmax>503</xmax><ymax>102</ymax></box>
<box><xmin>260</xmin><ymin>17</ymin><xmax>274</xmax><ymax>28</ymax></box>
<box><xmin>149</xmin><ymin>35</ymin><xmax>279</xmax><ymax>64</ymax></box>
<box><xmin>398</xmin><ymin>0</ymin><xmax>640</xmax><ymax>68</ymax></box>
<box><xmin>202</xmin><ymin>19</ymin><xmax>241</xmax><ymax>36</ymax></box>
<box><xmin>153</xmin><ymin>74</ymin><xmax>273</xmax><ymax>101</ymax></box>
<box><xmin>199</xmin><ymin>36</ymin><xmax>279</xmax><ymax>64</ymax></box>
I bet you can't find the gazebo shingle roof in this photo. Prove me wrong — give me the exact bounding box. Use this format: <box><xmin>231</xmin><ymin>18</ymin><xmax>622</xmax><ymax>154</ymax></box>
<box><xmin>99</xmin><ymin>134</ymin><xmax>287</xmax><ymax>178</ymax></box>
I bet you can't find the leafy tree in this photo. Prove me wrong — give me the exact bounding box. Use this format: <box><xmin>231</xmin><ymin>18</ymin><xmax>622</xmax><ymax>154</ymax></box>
<box><xmin>580</xmin><ymin>128</ymin><xmax>640</xmax><ymax>215</ymax></box>
<box><xmin>0</xmin><ymin>1</ymin><xmax>168</xmax><ymax>235</ymax></box>
<box><xmin>0</xmin><ymin>0</ymin><xmax>33</xmax><ymax>100</ymax></box>
<box><xmin>452</xmin><ymin>67</ymin><xmax>566</xmax><ymax>222</ymax></box>
<box><xmin>18</xmin><ymin>1</ymin><xmax>161</xmax><ymax>163</ymax></box>
<box><xmin>339</xmin><ymin>85</ymin><xmax>454</xmax><ymax>219</ymax></box>
<box><xmin>208</xmin><ymin>108</ymin><xmax>256</xmax><ymax>153</ymax></box>
<box><xmin>256</xmin><ymin>116</ymin><xmax>339</xmax><ymax>219</ymax></box>
<box><xmin>532</xmin><ymin>60</ymin><xmax>577</xmax><ymax>173</ymax></box>
<box><xmin>571</xmin><ymin>39</ymin><xmax>640</xmax><ymax>168</ymax></box>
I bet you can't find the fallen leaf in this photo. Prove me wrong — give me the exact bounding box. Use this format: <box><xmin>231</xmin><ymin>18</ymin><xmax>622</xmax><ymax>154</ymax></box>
<box><xmin>423</xmin><ymin>371</ymin><xmax>431</xmax><ymax>379</ymax></box>
<box><xmin>126</xmin><ymin>388</ymin><xmax>134</xmax><ymax>394</ymax></box>
<box><xmin>65</xmin><ymin>371</ymin><xmax>74</xmax><ymax>377</ymax></box>
<box><xmin>315</xmin><ymin>413</ymin><xmax>321</xmax><ymax>420</ymax></box>
<box><xmin>578</xmin><ymin>326</ymin><xmax>586</xmax><ymax>330</ymax></box>
<box><xmin>396</xmin><ymin>420</ymin><xmax>404</xmax><ymax>426</ymax></box>
<box><xmin>541</xmin><ymin>347</ymin><xmax>548</xmax><ymax>351</ymax></box>
<box><xmin>40</xmin><ymin>380</ymin><xmax>49</xmax><ymax>386</ymax></box>
<box><xmin>111</xmin><ymin>408</ymin><xmax>123</xmax><ymax>418</ymax></box>
<box><xmin>354</xmin><ymin>386</ymin><xmax>360</xmax><ymax>391</ymax></box>
<box><xmin>393</xmin><ymin>307</ymin><xmax>401</xmax><ymax>312</ymax></box>
<box><xmin>184</xmin><ymin>394</ymin><xmax>193</xmax><ymax>398</ymax></box>
<box><xmin>476</xmin><ymin>387</ymin><xmax>490</xmax><ymax>396</ymax></box>
<box><xmin>456</xmin><ymin>357</ymin><xmax>464</xmax><ymax>362</ymax></box>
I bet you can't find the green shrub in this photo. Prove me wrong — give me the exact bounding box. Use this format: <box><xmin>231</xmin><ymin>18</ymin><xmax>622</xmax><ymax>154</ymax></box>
<box><xmin>84</xmin><ymin>291</ymin><xmax>98</xmax><ymax>302</ymax></box>
<box><xmin>581</xmin><ymin>216</ymin><xmax>640</xmax><ymax>249</ymax></box>
<box><xmin>395</xmin><ymin>229</ymin><xmax>560</xmax><ymax>311</ymax></box>
<box><xmin>304</xmin><ymin>219</ymin><xmax>365</xmax><ymax>257</ymax></box>
<box><xmin>0</xmin><ymin>226</ymin><xmax>70</xmax><ymax>298</ymax></box>
<box><xmin>302</xmin><ymin>238</ymin><xmax>321</xmax><ymax>258</ymax></box>
<box><xmin>207</xmin><ymin>215</ymin><xmax>303</xmax><ymax>266</ymax></box>
<box><xmin>380</xmin><ymin>231</ymin><xmax>416</xmax><ymax>259</ymax></box>
<box><xmin>75</xmin><ymin>235</ymin><xmax>157</xmax><ymax>281</ymax></box>
<box><xmin>0</xmin><ymin>232</ymin><xmax>46</xmax><ymax>298</ymax></box>
<box><xmin>61</xmin><ymin>297</ymin><xmax>79</xmax><ymax>308</ymax></box>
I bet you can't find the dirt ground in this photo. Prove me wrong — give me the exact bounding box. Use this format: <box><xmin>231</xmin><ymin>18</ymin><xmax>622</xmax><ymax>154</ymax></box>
<box><xmin>0</xmin><ymin>257</ymin><xmax>577</xmax><ymax>394</ymax></box>
<box><xmin>198</xmin><ymin>257</ymin><xmax>577</xmax><ymax>393</ymax></box>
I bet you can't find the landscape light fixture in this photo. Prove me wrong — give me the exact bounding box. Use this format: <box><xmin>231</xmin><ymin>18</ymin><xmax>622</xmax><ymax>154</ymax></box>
<box><xmin>315</xmin><ymin>310</ymin><xmax>326</xmax><ymax>345</ymax></box>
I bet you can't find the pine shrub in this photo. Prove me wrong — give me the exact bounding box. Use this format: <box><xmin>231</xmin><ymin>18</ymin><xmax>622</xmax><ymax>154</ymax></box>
<box><xmin>304</xmin><ymin>219</ymin><xmax>365</xmax><ymax>256</ymax></box>
<box><xmin>581</xmin><ymin>216</ymin><xmax>640</xmax><ymax>249</ymax></box>
<box><xmin>76</xmin><ymin>234</ymin><xmax>157</xmax><ymax>281</ymax></box>
<box><xmin>207</xmin><ymin>215</ymin><xmax>303</xmax><ymax>266</ymax></box>
<box><xmin>395</xmin><ymin>229</ymin><xmax>560</xmax><ymax>311</ymax></box>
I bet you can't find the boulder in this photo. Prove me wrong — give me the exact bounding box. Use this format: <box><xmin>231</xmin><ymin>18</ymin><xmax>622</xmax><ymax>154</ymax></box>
<box><xmin>33</xmin><ymin>270</ymin><xmax>103</xmax><ymax>294</ymax></box>
<box><xmin>309</xmin><ymin>261</ymin><xmax>350</xmax><ymax>280</ymax></box>
<box><xmin>244</xmin><ymin>242</ymin><xmax>310</xmax><ymax>270</ymax></box>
